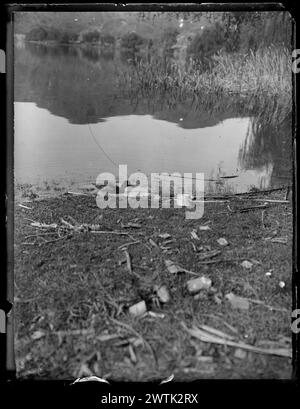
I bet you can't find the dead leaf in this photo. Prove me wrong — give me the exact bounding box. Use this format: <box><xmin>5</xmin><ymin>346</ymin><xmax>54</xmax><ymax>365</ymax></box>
<box><xmin>31</xmin><ymin>330</ymin><xmax>45</xmax><ymax>340</ymax></box>
<box><xmin>155</xmin><ymin>285</ymin><xmax>171</xmax><ymax>303</ymax></box>
<box><xmin>186</xmin><ymin>276</ymin><xmax>212</xmax><ymax>294</ymax></box>
<box><xmin>129</xmin><ymin>301</ymin><xmax>147</xmax><ymax>317</ymax></box>
<box><xmin>199</xmin><ymin>225</ymin><xmax>211</xmax><ymax>231</ymax></box>
<box><xmin>225</xmin><ymin>293</ymin><xmax>250</xmax><ymax>310</ymax></box>
<box><xmin>165</xmin><ymin>259</ymin><xmax>185</xmax><ymax>274</ymax></box>
<box><xmin>241</xmin><ymin>260</ymin><xmax>253</xmax><ymax>269</ymax></box>
<box><xmin>158</xmin><ymin>233</ymin><xmax>171</xmax><ymax>239</ymax></box>
<box><xmin>191</xmin><ymin>230</ymin><xmax>200</xmax><ymax>240</ymax></box>
<box><xmin>197</xmin><ymin>250</ymin><xmax>220</xmax><ymax>260</ymax></box>
<box><xmin>234</xmin><ymin>348</ymin><xmax>247</xmax><ymax>359</ymax></box>
<box><xmin>146</xmin><ymin>311</ymin><xmax>165</xmax><ymax>319</ymax></box>
<box><xmin>217</xmin><ymin>238</ymin><xmax>228</xmax><ymax>246</ymax></box>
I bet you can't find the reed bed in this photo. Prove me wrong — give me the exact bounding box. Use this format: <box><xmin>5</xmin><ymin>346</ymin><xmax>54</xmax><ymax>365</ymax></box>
<box><xmin>117</xmin><ymin>46</ymin><xmax>292</xmax><ymax>102</ymax></box>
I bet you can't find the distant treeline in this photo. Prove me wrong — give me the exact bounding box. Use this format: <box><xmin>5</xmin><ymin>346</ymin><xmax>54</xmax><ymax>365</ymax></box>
<box><xmin>24</xmin><ymin>11</ymin><xmax>291</xmax><ymax>59</ymax></box>
<box><xmin>25</xmin><ymin>27</ymin><xmax>151</xmax><ymax>49</ymax></box>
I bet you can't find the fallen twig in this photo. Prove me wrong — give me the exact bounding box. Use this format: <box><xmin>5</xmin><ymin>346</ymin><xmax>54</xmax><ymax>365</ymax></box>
<box><xmin>182</xmin><ymin>322</ymin><xmax>292</xmax><ymax>358</ymax></box>
<box><xmin>18</xmin><ymin>204</ymin><xmax>32</xmax><ymax>210</ymax></box>
<box><xmin>91</xmin><ymin>231</ymin><xmax>132</xmax><ymax>236</ymax></box>
<box><xmin>201</xmin><ymin>314</ymin><xmax>239</xmax><ymax>334</ymax></box>
<box><xmin>261</xmin><ymin>210</ymin><xmax>266</xmax><ymax>229</ymax></box>
<box><xmin>245</xmin><ymin>298</ymin><xmax>289</xmax><ymax>312</ymax></box>
<box><xmin>30</xmin><ymin>221</ymin><xmax>58</xmax><ymax>229</ymax></box>
<box><xmin>237</xmin><ymin>204</ymin><xmax>269</xmax><ymax>213</ymax></box>
<box><xmin>199</xmin><ymin>324</ymin><xmax>236</xmax><ymax>341</ymax></box>
<box><xmin>67</xmin><ymin>191</ymin><xmax>89</xmax><ymax>196</ymax></box>
<box><xmin>123</xmin><ymin>249</ymin><xmax>133</xmax><ymax>274</ymax></box>
<box><xmin>118</xmin><ymin>241</ymin><xmax>140</xmax><ymax>250</ymax></box>
<box><xmin>24</xmin><ymin>232</ymin><xmax>57</xmax><ymax>239</ymax></box>
<box><xmin>60</xmin><ymin>218</ymin><xmax>75</xmax><ymax>229</ymax></box>
<box><xmin>254</xmin><ymin>199</ymin><xmax>289</xmax><ymax>204</ymax></box>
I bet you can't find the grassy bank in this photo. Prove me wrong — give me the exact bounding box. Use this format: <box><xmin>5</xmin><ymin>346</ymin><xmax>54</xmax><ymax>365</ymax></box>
<box><xmin>119</xmin><ymin>46</ymin><xmax>292</xmax><ymax>100</ymax></box>
<box><xmin>14</xmin><ymin>186</ymin><xmax>293</xmax><ymax>380</ymax></box>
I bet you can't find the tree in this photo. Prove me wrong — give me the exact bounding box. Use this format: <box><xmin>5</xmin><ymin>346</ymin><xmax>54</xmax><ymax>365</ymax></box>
<box><xmin>26</xmin><ymin>27</ymin><xmax>48</xmax><ymax>41</ymax></box>
<box><xmin>120</xmin><ymin>32</ymin><xmax>145</xmax><ymax>51</ymax></box>
<box><xmin>101</xmin><ymin>34</ymin><xmax>115</xmax><ymax>47</ymax></box>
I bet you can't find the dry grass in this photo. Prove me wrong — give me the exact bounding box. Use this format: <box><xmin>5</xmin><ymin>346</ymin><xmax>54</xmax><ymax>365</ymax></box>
<box><xmin>118</xmin><ymin>46</ymin><xmax>292</xmax><ymax>101</ymax></box>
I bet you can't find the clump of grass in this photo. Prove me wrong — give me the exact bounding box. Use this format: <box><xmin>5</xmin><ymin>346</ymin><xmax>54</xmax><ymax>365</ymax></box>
<box><xmin>117</xmin><ymin>46</ymin><xmax>291</xmax><ymax>102</ymax></box>
<box><xmin>209</xmin><ymin>46</ymin><xmax>292</xmax><ymax>96</ymax></box>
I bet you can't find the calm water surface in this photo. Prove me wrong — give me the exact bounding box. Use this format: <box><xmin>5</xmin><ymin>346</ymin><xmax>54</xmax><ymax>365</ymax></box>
<box><xmin>14</xmin><ymin>43</ymin><xmax>293</xmax><ymax>194</ymax></box>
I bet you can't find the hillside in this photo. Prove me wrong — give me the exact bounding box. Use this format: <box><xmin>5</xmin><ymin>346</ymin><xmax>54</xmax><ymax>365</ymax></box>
<box><xmin>14</xmin><ymin>11</ymin><xmax>211</xmax><ymax>40</ymax></box>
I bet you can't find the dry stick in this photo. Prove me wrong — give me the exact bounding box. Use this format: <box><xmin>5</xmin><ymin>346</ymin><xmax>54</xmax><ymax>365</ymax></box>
<box><xmin>118</xmin><ymin>241</ymin><xmax>140</xmax><ymax>250</ymax></box>
<box><xmin>237</xmin><ymin>204</ymin><xmax>269</xmax><ymax>213</ymax></box>
<box><xmin>225</xmin><ymin>186</ymin><xmax>291</xmax><ymax>197</ymax></box>
<box><xmin>18</xmin><ymin>204</ymin><xmax>32</xmax><ymax>210</ymax></box>
<box><xmin>67</xmin><ymin>191</ymin><xmax>89</xmax><ymax>196</ymax></box>
<box><xmin>201</xmin><ymin>314</ymin><xmax>239</xmax><ymax>335</ymax></box>
<box><xmin>122</xmin><ymin>249</ymin><xmax>142</xmax><ymax>280</ymax></box>
<box><xmin>197</xmin><ymin>257</ymin><xmax>245</xmax><ymax>265</ymax></box>
<box><xmin>180</xmin><ymin>268</ymin><xmax>202</xmax><ymax>276</ymax></box>
<box><xmin>254</xmin><ymin>199</ymin><xmax>289</xmax><ymax>204</ymax></box>
<box><xmin>181</xmin><ymin>322</ymin><xmax>292</xmax><ymax>358</ymax></box>
<box><xmin>24</xmin><ymin>232</ymin><xmax>57</xmax><ymax>239</ymax></box>
<box><xmin>261</xmin><ymin>210</ymin><xmax>266</xmax><ymax>229</ymax></box>
<box><xmin>192</xmin><ymin>200</ymin><xmax>229</xmax><ymax>203</ymax></box>
<box><xmin>24</xmin><ymin>217</ymin><xmax>37</xmax><ymax>222</ymax></box>
<box><xmin>110</xmin><ymin>318</ymin><xmax>157</xmax><ymax>365</ymax></box>
<box><xmin>123</xmin><ymin>249</ymin><xmax>133</xmax><ymax>274</ymax></box>
<box><xmin>246</xmin><ymin>298</ymin><xmax>288</xmax><ymax>313</ymax></box>
<box><xmin>14</xmin><ymin>296</ymin><xmax>42</xmax><ymax>303</ymax></box>
<box><xmin>60</xmin><ymin>218</ymin><xmax>75</xmax><ymax>229</ymax></box>
<box><xmin>91</xmin><ymin>231</ymin><xmax>133</xmax><ymax>236</ymax></box>
<box><xmin>199</xmin><ymin>324</ymin><xmax>236</xmax><ymax>341</ymax></box>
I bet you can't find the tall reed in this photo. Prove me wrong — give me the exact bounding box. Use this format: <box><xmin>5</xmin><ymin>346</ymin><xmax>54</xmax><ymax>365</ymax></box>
<box><xmin>117</xmin><ymin>46</ymin><xmax>292</xmax><ymax>102</ymax></box>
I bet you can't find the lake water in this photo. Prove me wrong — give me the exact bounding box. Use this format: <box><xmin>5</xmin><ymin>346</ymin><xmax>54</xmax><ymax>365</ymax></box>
<box><xmin>14</xmin><ymin>43</ymin><xmax>293</xmax><ymax>194</ymax></box>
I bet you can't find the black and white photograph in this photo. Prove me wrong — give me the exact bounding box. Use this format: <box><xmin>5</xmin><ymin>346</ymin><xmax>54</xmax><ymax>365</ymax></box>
<box><xmin>11</xmin><ymin>5</ymin><xmax>294</xmax><ymax>381</ymax></box>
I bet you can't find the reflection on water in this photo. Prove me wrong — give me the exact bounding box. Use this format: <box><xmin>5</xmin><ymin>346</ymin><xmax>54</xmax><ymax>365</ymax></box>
<box><xmin>14</xmin><ymin>43</ymin><xmax>293</xmax><ymax>193</ymax></box>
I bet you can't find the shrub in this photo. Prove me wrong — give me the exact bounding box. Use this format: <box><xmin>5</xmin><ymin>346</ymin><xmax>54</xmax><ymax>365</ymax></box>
<box><xmin>59</xmin><ymin>31</ymin><xmax>79</xmax><ymax>44</ymax></box>
<box><xmin>26</xmin><ymin>27</ymin><xmax>48</xmax><ymax>41</ymax></box>
<box><xmin>82</xmin><ymin>29</ymin><xmax>101</xmax><ymax>43</ymax></box>
<box><xmin>187</xmin><ymin>22</ymin><xmax>227</xmax><ymax>66</ymax></box>
<box><xmin>101</xmin><ymin>34</ymin><xmax>115</xmax><ymax>47</ymax></box>
<box><xmin>120</xmin><ymin>32</ymin><xmax>145</xmax><ymax>51</ymax></box>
